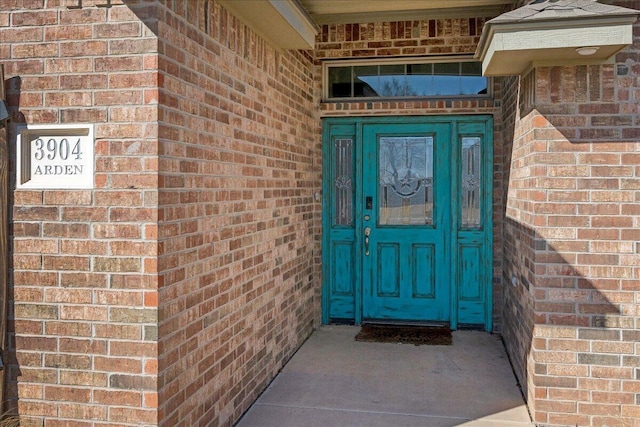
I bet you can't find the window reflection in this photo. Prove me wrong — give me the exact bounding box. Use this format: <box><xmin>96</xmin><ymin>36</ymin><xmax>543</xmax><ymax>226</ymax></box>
<box><xmin>333</xmin><ymin>138</ymin><xmax>354</xmax><ymax>226</ymax></box>
<box><xmin>461</xmin><ymin>137</ymin><xmax>482</xmax><ymax>229</ymax></box>
<box><xmin>328</xmin><ymin>67</ymin><xmax>351</xmax><ymax>98</ymax></box>
<box><xmin>327</xmin><ymin>61</ymin><xmax>488</xmax><ymax>99</ymax></box>
<box><xmin>354</xmin><ymin>65</ymin><xmax>379</xmax><ymax>97</ymax></box>
<box><xmin>379</xmin><ymin>137</ymin><xmax>434</xmax><ymax>226</ymax></box>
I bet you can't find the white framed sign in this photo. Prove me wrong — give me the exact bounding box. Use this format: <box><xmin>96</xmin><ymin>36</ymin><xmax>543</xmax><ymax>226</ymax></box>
<box><xmin>16</xmin><ymin>124</ymin><xmax>94</xmax><ymax>189</ymax></box>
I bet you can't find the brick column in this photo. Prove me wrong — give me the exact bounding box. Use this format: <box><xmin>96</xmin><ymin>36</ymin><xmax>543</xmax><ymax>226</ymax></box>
<box><xmin>504</xmin><ymin>47</ymin><xmax>640</xmax><ymax>425</ymax></box>
<box><xmin>1</xmin><ymin>1</ymin><xmax>160</xmax><ymax>425</ymax></box>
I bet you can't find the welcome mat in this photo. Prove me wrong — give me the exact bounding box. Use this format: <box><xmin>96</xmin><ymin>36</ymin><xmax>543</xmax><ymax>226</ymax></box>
<box><xmin>355</xmin><ymin>324</ymin><xmax>452</xmax><ymax>346</ymax></box>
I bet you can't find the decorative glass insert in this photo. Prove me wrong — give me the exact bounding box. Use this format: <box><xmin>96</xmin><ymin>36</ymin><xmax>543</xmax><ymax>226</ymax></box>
<box><xmin>461</xmin><ymin>137</ymin><xmax>482</xmax><ymax>229</ymax></box>
<box><xmin>333</xmin><ymin>138</ymin><xmax>354</xmax><ymax>226</ymax></box>
<box><xmin>379</xmin><ymin>136</ymin><xmax>434</xmax><ymax>225</ymax></box>
<box><xmin>326</xmin><ymin>60</ymin><xmax>487</xmax><ymax>100</ymax></box>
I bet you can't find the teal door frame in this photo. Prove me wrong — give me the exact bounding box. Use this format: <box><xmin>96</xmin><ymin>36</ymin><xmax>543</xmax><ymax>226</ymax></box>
<box><xmin>322</xmin><ymin>115</ymin><xmax>493</xmax><ymax>330</ymax></box>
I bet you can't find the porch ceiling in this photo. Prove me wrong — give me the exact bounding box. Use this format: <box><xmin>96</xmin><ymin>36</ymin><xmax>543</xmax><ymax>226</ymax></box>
<box><xmin>299</xmin><ymin>0</ymin><xmax>519</xmax><ymax>24</ymax></box>
<box><xmin>219</xmin><ymin>0</ymin><xmax>518</xmax><ymax>50</ymax></box>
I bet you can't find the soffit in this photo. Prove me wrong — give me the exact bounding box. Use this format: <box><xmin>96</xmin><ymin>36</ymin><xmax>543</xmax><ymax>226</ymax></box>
<box><xmin>219</xmin><ymin>0</ymin><xmax>518</xmax><ymax>50</ymax></box>
<box><xmin>218</xmin><ymin>0</ymin><xmax>318</xmax><ymax>49</ymax></box>
<box><xmin>299</xmin><ymin>0</ymin><xmax>519</xmax><ymax>24</ymax></box>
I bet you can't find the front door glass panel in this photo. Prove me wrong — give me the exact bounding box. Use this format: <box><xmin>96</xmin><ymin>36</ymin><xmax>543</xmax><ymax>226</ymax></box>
<box><xmin>379</xmin><ymin>136</ymin><xmax>434</xmax><ymax>225</ymax></box>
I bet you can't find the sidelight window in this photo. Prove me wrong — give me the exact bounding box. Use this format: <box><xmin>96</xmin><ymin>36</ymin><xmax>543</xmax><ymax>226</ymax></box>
<box><xmin>460</xmin><ymin>137</ymin><xmax>482</xmax><ymax>229</ymax></box>
<box><xmin>333</xmin><ymin>138</ymin><xmax>354</xmax><ymax>226</ymax></box>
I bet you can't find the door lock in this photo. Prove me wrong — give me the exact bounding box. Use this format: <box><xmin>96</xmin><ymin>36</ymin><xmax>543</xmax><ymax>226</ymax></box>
<box><xmin>365</xmin><ymin>196</ymin><xmax>373</xmax><ymax>210</ymax></box>
<box><xmin>364</xmin><ymin>226</ymin><xmax>371</xmax><ymax>256</ymax></box>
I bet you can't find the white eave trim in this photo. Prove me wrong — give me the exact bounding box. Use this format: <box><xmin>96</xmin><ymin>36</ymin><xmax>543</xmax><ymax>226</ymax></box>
<box><xmin>218</xmin><ymin>0</ymin><xmax>318</xmax><ymax>50</ymax></box>
<box><xmin>475</xmin><ymin>15</ymin><xmax>639</xmax><ymax>76</ymax></box>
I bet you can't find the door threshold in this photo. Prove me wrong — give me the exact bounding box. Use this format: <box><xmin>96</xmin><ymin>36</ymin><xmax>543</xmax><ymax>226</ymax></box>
<box><xmin>362</xmin><ymin>320</ymin><xmax>450</xmax><ymax>328</ymax></box>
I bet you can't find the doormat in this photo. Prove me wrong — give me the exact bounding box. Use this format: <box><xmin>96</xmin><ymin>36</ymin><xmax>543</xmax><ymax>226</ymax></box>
<box><xmin>355</xmin><ymin>324</ymin><xmax>452</xmax><ymax>346</ymax></box>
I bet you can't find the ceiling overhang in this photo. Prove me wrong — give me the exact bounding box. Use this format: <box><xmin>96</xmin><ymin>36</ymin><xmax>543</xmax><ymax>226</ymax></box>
<box><xmin>299</xmin><ymin>0</ymin><xmax>518</xmax><ymax>24</ymax></box>
<box><xmin>475</xmin><ymin>1</ymin><xmax>640</xmax><ymax>76</ymax></box>
<box><xmin>218</xmin><ymin>0</ymin><xmax>518</xmax><ymax>50</ymax></box>
<box><xmin>218</xmin><ymin>0</ymin><xmax>318</xmax><ymax>49</ymax></box>
<box><xmin>216</xmin><ymin>0</ymin><xmax>639</xmax><ymax>65</ymax></box>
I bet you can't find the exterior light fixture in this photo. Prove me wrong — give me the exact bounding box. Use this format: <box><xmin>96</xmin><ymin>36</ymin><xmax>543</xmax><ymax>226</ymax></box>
<box><xmin>575</xmin><ymin>46</ymin><xmax>599</xmax><ymax>56</ymax></box>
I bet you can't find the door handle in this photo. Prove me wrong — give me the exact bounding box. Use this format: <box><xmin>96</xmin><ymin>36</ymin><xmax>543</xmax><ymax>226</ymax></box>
<box><xmin>364</xmin><ymin>227</ymin><xmax>371</xmax><ymax>256</ymax></box>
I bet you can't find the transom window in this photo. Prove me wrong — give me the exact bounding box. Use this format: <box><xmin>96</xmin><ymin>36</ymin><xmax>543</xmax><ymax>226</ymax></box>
<box><xmin>324</xmin><ymin>58</ymin><xmax>488</xmax><ymax>100</ymax></box>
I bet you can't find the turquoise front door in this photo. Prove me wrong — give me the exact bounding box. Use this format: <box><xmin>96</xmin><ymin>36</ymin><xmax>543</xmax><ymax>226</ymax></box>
<box><xmin>361</xmin><ymin>123</ymin><xmax>451</xmax><ymax>322</ymax></box>
<box><xmin>322</xmin><ymin>116</ymin><xmax>493</xmax><ymax>330</ymax></box>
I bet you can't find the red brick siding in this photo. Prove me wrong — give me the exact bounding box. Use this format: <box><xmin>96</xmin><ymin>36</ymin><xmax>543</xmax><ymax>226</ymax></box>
<box><xmin>155</xmin><ymin>2</ymin><xmax>320</xmax><ymax>426</ymax></box>
<box><xmin>502</xmin><ymin>2</ymin><xmax>640</xmax><ymax>424</ymax></box>
<box><xmin>501</xmin><ymin>71</ymin><xmax>537</xmax><ymax>399</ymax></box>
<box><xmin>1</xmin><ymin>1</ymin><xmax>159</xmax><ymax>426</ymax></box>
<box><xmin>316</xmin><ymin>18</ymin><xmax>487</xmax><ymax>58</ymax></box>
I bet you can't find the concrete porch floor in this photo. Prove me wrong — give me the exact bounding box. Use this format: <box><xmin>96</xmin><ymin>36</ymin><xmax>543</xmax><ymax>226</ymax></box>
<box><xmin>236</xmin><ymin>325</ymin><xmax>534</xmax><ymax>427</ymax></box>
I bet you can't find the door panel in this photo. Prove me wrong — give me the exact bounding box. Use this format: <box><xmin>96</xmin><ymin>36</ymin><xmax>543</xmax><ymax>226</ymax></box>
<box><xmin>323</xmin><ymin>124</ymin><xmax>357</xmax><ymax>321</ymax></box>
<box><xmin>454</xmin><ymin>122</ymin><xmax>493</xmax><ymax>328</ymax></box>
<box><xmin>459</xmin><ymin>243</ymin><xmax>483</xmax><ymax>300</ymax></box>
<box><xmin>377</xmin><ymin>244</ymin><xmax>400</xmax><ymax>297</ymax></box>
<box><xmin>362</xmin><ymin>123</ymin><xmax>450</xmax><ymax>322</ymax></box>
<box><xmin>331</xmin><ymin>241</ymin><xmax>355</xmax><ymax>296</ymax></box>
<box><xmin>412</xmin><ymin>244</ymin><xmax>435</xmax><ymax>298</ymax></box>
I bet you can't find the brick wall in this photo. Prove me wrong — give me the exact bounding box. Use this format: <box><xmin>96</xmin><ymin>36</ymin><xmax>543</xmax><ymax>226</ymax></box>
<box><xmin>154</xmin><ymin>2</ymin><xmax>320</xmax><ymax>426</ymax></box>
<box><xmin>501</xmin><ymin>2</ymin><xmax>640</xmax><ymax>425</ymax></box>
<box><xmin>501</xmin><ymin>71</ymin><xmax>537</xmax><ymax>398</ymax></box>
<box><xmin>2</xmin><ymin>0</ymin><xmax>321</xmax><ymax>426</ymax></box>
<box><xmin>1</xmin><ymin>0</ymin><xmax>160</xmax><ymax>426</ymax></box>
